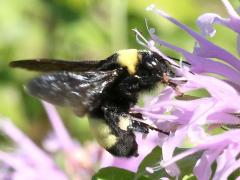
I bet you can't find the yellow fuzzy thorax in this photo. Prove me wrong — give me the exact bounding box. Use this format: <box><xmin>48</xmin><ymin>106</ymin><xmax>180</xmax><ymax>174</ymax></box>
<box><xmin>117</xmin><ymin>49</ymin><xmax>140</xmax><ymax>75</ymax></box>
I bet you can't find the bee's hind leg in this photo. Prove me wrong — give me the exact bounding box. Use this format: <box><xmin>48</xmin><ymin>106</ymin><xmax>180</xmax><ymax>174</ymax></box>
<box><xmin>128</xmin><ymin>112</ymin><xmax>169</xmax><ymax>135</ymax></box>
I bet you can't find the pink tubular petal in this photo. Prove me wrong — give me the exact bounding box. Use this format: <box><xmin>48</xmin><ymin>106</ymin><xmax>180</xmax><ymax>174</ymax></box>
<box><xmin>185</xmin><ymin>74</ymin><xmax>238</xmax><ymax>100</ymax></box>
<box><xmin>196</xmin><ymin>12</ymin><xmax>240</xmax><ymax>35</ymax></box>
<box><xmin>0</xmin><ymin>119</ymin><xmax>68</xmax><ymax>180</ymax></box>
<box><xmin>188</xmin><ymin>125</ymin><xmax>207</xmax><ymax>143</ymax></box>
<box><xmin>187</xmin><ymin>102</ymin><xmax>215</xmax><ymax>125</ymax></box>
<box><xmin>196</xmin><ymin>1</ymin><xmax>240</xmax><ymax>58</ymax></box>
<box><xmin>141</xmin><ymin>112</ymin><xmax>177</xmax><ymax>121</ymax></box>
<box><xmin>222</xmin><ymin>0</ymin><xmax>240</xmax><ymax>20</ymax></box>
<box><xmin>147</xmin><ymin>5</ymin><xmax>240</xmax><ymax>70</ymax></box>
<box><xmin>237</xmin><ymin>34</ymin><xmax>240</xmax><ymax>55</ymax></box>
<box><xmin>42</xmin><ymin>101</ymin><xmax>76</xmax><ymax>150</ymax></box>
<box><xmin>161</xmin><ymin>130</ymin><xmax>240</xmax><ymax>168</ymax></box>
<box><xmin>161</xmin><ymin>147</ymin><xmax>201</xmax><ymax>168</ymax></box>
<box><xmin>150</xmin><ymin>33</ymin><xmax>240</xmax><ymax>86</ymax></box>
<box><xmin>142</xmin><ymin>2</ymin><xmax>240</xmax><ymax>179</ymax></box>
<box><xmin>194</xmin><ymin>147</ymin><xmax>224</xmax><ymax>180</ymax></box>
<box><xmin>42</xmin><ymin>133</ymin><xmax>61</xmax><ymax>152</ymax></box>
<box><xmin>162</xmin><ymin>127</ymin><xmax>187</xmax><ymax>161</ymax></box>
<box><xmin>0</xmin><ymin>151</ymin><xmax>35</xmax><ymax>175</ymax></box>
<box><xmin>203</xmin><ymin>131</ymin><xmax>240</xmax><ymax>146</ymax></box>
<box><xmin>207</xmin><ymin>112</ymin><xmax>240</xmax><ymax>125</ymax></box>
<box><xmin>149</xmin><ymin>88</ymin><xmax>175</xmax><ymax>105</ymax></box>
<box><xmin>219</xmin><ymin>159</ymin><xmax>240</xmax><ymax>180</ymax></box>
<box><xmin>213</xmin><ymin>144</ymin><xmax>240</xmax><ymax>180</ymax></box>
<box><xmin>172</xmin><ymin>98</ymin><xmax>214</xmax><ymax>112</ymax></box>
<box><xmin>196</xmin><ymin>13</ymin><xmax>223</xmax><ymax>37</ymax></box>
<box><xmin>0</xmin><ymin>120</ymin><xmax>54</xmax><ymax>167</ymax></box>
<box><xmin>194</xmin><ymin>151</ymin><xmax>213</xmax><ymax>180</ymax></box>
<box><xmin>164</xmin><ymin>163</ymin><xmax>180</xmax><ymax>177</ymax></box>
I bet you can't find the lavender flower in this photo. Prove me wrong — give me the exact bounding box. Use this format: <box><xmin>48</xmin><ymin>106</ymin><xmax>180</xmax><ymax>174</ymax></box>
<box><xmin>0</xmin><ymin>118</ymin><xmax>68</xmax><ymax>180</ymax></box>
<box><xmin>133</xmin><ymin>0</ymin><xmax>240</xmax><ymax>179</ymax></box>
<box><xmin>0</xmin><ymin>102</ymin><xmax>102</xmax><ymax>179</ymax></box>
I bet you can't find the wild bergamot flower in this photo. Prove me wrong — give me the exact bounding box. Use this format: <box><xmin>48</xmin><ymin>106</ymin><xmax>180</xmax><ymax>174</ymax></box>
<box><xmin>132</xmin><ymin>0</ymin><xmax>240</xmax><ymax>179</ymax></box>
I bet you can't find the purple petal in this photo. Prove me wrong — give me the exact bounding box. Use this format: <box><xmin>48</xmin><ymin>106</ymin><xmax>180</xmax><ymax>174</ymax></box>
<box><xmin>149</xmin><ymin>32</ymin><xmax>240</xmax><ymax>86</ymax></box>
<box><xmin>161</xmin><ymin>130</ymin><xmax>240</xmax><ymax>168</ymax></box>
<box><xmin>184</xmin><ymin>74</ymin><xmax>238</xmax><ymax>100</ymax></box>
<box><xmin>0</xmin><ymin>119</ymin><xmax>68</xmax><ymax>179</ymax></box>
<box><xmin>0</xmin><ymin>151</ymin><xmax>35</xmax><ymax>176</ymax></box>
<box><xmin>188</xmin><ymin>125</ymin><xmax>207</xmax><ymax>143</ymax></box>
<box><xmin>196</xmin><ymin>1</ymin><xmax>240</xmax><ymax>56</ymax></box>
<box><xmin>146</xmin><ymin>5</ymin><xmax>240</xmax><ymax>71</ymax></box>
<box><xmin>193</xmin><ymin>148</ymin><xmax>223</xmax><ymax>180</ymax></box>
<box><xmin>207</xmin><ymin>112</ymin><xmax>240</xmax><ymax>125</ymax></box>
<box><xmin>42</xmin><ymin>101</ymin><xmax>76</xmax><ymax>150</ymax></box>
<box><xmin>164</xmin><ymin>163</ymin><xmax>180</xmax><ymax>177</ymax></box>
<box><xmin>237</xmin><ymin>34</ymin><xmax>240</xmax><ymax>55</ymax></box>
<box><xmin>219</xmin><ymin>159</ymin><xmax>240</xmax><ymax>180</ymax></box>
<box><xmin>42</xmin><ymin>132</ymin><xmax>61</xmax><ymax>153</ymax></box>
<box><xmin>222</xmin><ymin>0</ymin><xmax>239</xmax><ymax>17</ymax></box>
<box><xmin>213</xmin><ymin>144</ymin><xmax>240</xmax><ymax>180</ymax></box>
<box><xmin>196</xmin><ymin>13</ymin><xmax>223</xmax><ymax>37</ymax></box>
<box><xmin>221</xmin><ymin>0</ymin><xmax>240</xmax><ymax>33</ymax></box>
<box><xmin>162</xmin><ymin>127</ymin><xmax>187</xmax><ymax>161</ymax></box>
<box><xmin>0</xmin><ymin>120</ymin><xmax>54</xmax><ymax>167</ymax></box>
<box><xmin>142</xmin><ymin>2</ymin><xmax>240</xmax><ymax>179</ymax></box>
<box><xmin>161</xmin><ymin>147</ymin><xmax>201</xmax><ymax>168</ymax></box>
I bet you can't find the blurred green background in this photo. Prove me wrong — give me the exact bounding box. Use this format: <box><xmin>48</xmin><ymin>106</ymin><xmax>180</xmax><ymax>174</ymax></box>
<box><xmin>0</xmin><ymin>0</ymin><xmax>238</xmax><ymax>144</ymax></box>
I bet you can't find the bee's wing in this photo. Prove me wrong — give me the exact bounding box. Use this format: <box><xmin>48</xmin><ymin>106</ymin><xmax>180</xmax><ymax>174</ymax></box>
<box><xmin>9</xmin><ymin>59</ymin><xmax>101</xmax><ymax>72</ymax></box>
<box><xmin>26</xmin><ymin>70</ymin><xmax>120</xmax><ymax>116</ymax></box>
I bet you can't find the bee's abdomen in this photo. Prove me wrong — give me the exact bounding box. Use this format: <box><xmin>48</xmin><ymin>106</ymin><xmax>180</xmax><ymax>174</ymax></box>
<box><xmin>88</xmin><ymin>117</ymin><xmax>138</xmax><ymax>157</ymax></box>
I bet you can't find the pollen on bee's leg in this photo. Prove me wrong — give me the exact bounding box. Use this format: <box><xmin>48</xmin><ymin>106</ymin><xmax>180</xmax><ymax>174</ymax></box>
<box><xmin>174</xmin><ymin>85</ymin><xmax>184</xmax><ymax>97</ymax></box>
<box><xmin>162</xmin><ymin>73</ymin><xmax>169</xmax><ymax>83</ymax></box>
<box><xmin>162</xmin><ymin>72</ymin><xmax>184</xmax><ymax>96</ymax></box>
<box><xmin>168</xmin><ymin>81</ymin><xmax>184</xmax><ymax>97</ymax></box>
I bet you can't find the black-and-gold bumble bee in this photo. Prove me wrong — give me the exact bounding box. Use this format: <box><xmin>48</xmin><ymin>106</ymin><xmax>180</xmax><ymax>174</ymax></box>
<box><xmin>10</xmin><ymin>49</ymin><xmax>177</xmax><ymax>157</ymax></box>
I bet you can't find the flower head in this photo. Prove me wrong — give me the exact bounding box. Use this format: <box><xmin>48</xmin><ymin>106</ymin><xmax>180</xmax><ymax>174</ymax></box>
<box><xmin>133</xmin><ymin>0</ymin><xmax>240</xmax><ymax>179</ymax></box>
<box><xmin>0</xmin><ymin>102</ymin><xmax>102</xmax><ymax>179</ymax></box>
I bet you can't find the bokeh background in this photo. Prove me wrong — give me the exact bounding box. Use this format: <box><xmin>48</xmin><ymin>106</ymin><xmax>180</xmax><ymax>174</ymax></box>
<box><xmin>0</xmin><ymin>0</ymin><xmax>238</xmax><ymax>145</ymax></box>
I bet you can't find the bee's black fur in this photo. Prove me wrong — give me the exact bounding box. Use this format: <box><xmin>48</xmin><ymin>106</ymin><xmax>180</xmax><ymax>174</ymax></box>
<box><xmin>10</xmin><ymin>49</ymin><xmax>175</xmax><ymax>157</ymax></box>
<box><xmin>89</xmin><ymin>50</ymin><xmax>174</xmax><ymax>156</ymax></box>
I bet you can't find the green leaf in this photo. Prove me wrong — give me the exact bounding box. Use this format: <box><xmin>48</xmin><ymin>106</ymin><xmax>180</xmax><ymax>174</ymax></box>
<box><xmin>93</xmin><ymin>167</ymin><xmax>134</xmax><ymax>180</ymax></box>
<box><xmin>176</xmin><ymin>149</ymin><xmax>202</xmax><ymax>176</ymax></box>
<box><xmin>136</xmin><ymin>146</ymin><xmax>203</xmax><ymax>179</ymax></box>
<box><xmin>136</xmin><ymin>146</ymin><xmax>169</xmax><ymax>179</ymax></box>
<box><xmin>229</xmin><ymin>167</ymin><xmax>240</xmax><ymax>180</ymax></box>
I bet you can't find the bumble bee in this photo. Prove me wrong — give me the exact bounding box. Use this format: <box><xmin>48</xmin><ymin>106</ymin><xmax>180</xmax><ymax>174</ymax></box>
<box><xmin>10</xmin><ymin>49</ymin><xmax>177</xmax><ymax>157</ymax></box>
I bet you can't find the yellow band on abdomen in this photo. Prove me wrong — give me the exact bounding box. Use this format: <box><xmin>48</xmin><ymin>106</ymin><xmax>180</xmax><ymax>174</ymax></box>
<box><xmin>88</xmin><ymin>117</ymin><xmax>118</xmax><ymax>149</ymax></box>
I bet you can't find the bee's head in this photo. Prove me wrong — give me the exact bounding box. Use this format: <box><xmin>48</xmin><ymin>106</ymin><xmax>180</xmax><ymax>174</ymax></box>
<box><xmin>137</xmin><ymin>50</ymin><xmax>175</xmax><ymax>79</ymax></box>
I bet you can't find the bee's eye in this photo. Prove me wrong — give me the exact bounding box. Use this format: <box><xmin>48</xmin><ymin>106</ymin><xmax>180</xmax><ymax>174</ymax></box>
<box><xmin>145</xmin><ymin>59</ymin><xmax>158</xmax><ymax>69</ymax></box>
